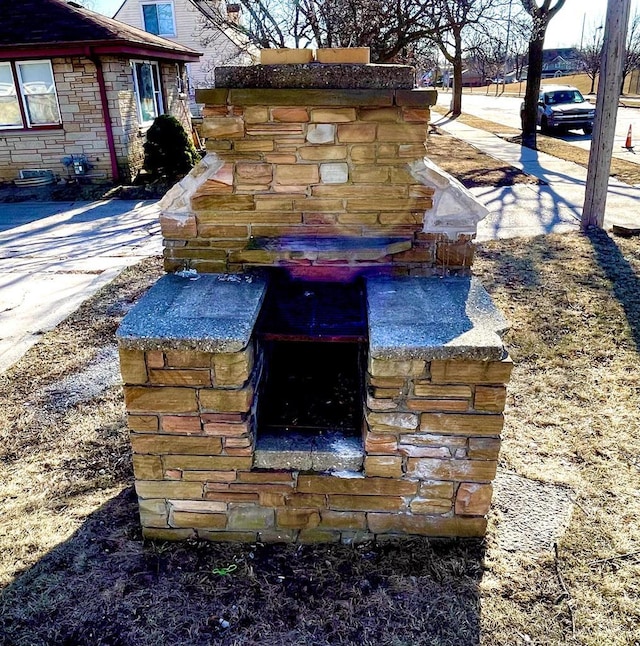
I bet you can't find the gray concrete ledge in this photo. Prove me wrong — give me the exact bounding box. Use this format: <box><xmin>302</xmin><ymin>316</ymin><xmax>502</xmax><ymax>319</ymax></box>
<box><xmin>214</xmin><ymin>64</ymin><xmax>415</xmax><ymax>89</ymax></box>
<box><xmin>117</xmin><ymin>273</ymin><xmax>267</xmax><ymax>352</ymax></box>
<box><xmin>366</xmin><ymin>276</ymin><xmax>509</xmax><ymax>361</ymax></box>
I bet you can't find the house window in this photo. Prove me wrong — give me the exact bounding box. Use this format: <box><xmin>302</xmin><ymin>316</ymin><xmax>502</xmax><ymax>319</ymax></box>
<box><xmin>132</xmin><ymin>60</ymin><xmax>164</xmax><ymax>125</ymax></box>
<box><xmin>0</xmin><ymin>60</ymin><xmax>61</xmax><ymax>129</ymax></box>
<box><xmin>141</xmin><ymin>2</ymin><xmax>176</xmax><ymax>36</ymax></box>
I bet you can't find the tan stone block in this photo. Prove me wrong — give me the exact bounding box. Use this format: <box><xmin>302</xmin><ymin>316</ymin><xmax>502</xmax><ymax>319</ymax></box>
<box><xmin>364</xmin><ymin>433</ymin><xmax>398</xmax><ymax>454</ymax></box>
<box><xmin>275</xmin><ymin>164</ymin><xmax>319</xmax><ymax>185</ymax></box>
<box><xmin>128</xmin><ymin>414</ymin><xmax>158</xmax><ymax>432</ymax></box>
<box><xmin>164</xmin><ymin>455</ymin><xmax>253</xmax><ymax>471</ymax></box>
<box><xmin>474</xmin><ymin>386</ymin><xmax>507</xmax><ymax>412</ymax></box>
<box><xmin>171</xmin><ymin>511</ymin><xmax>227</xmax><ymax>529</ymax></box>
<box><xmin>135</xmin><ymin>480</ymin><xmax>204</xmax><ymax>499</ymax></box>
<box><xmin>202</xmin><ymin>116</ymin><xmax>244</xmax><ymax>139</ymax></box>
<box><xmin>254</xmin><ymin>195</ymin><xmax>294</xmax><ymax>211</ymax></box>
<box><xmin>320</xmin><ymin>510</ymin><xmax>366</xmax><ymax>530</ymax></box>
<box><xmin>225</xmin><ymin>436</ymin><xmax>252</xmax><ymax>449</ymax></box>
<box><xmin>369</xmin><ymin>357</ymin><xmax>426</xmax><ymax>378</ymax></box>
<box><xmin>198</xmin><ymin>163</ymin><xmax>233</xmax><ymax>194</ymax></box>
<box><xmin>337</xmin><ymin>213</ymin><xmax>378</xmax><ymax>225</ymax></box>
<box><xmin>468</xmin><ymin>438</ymin><xmax>501</xmax><ymax>460</ymax></box>
<box><xmin>165</xmin><ymin>350</ymin><xmax>212</xmax><ymax>368</ymax></box>
<box><xmin>277</xmin><ymin>508</ymin><xmax>321</xmax><ymax>529</ymax></box>
<box><xmin>311</xmin><ymin>108</ymin><xmax>357</xmax><ymax>122</ymax></box>
<box><xmin>259</xmin><ymin>492</ymin><xmax>287</xmax><ymax>506</ymax></box>
<box><xmin>149</xmin><ymin>369</ymin><xmax>211</xmax><ymax>387</ymax></box>
<box><xmin>436</xmin><ymin>239</ymin><xmax>475</xmax><ymax>268</ymax></box>
<box><xmin>146</xmin><ymin>351</ymin><xmax>164</xmax><ymax>369</ymax></box>
<box><xmin>133</xmin><ymin>455</ymin><xmax>164</xmax><ymax>480</ymax></box>
<box><xmin>367</xmin><ymin>513</ymin><xmax>486</xmax><ymax>537</ymax></box>
<box><xmin>430</xmin><ymin>358</ymin><xmax>513</xmax><ymax>384</ymax></box>
<box><xmin>304</xmin><ymin>213</ymin><xmax>337</xmax><ymax>224</ymax></box>
<box><xmin>378</xmin><ymin>212</ymin><xmax>423</xmax><ymax>225</ymax></box>
<box><xmin>413</xmin><ymin>384</ymin><xmax>472</xmax><ymax>399</ymax></box>
<box><xmin>297</xmin><ymin>529</ymin><xmax>341</xmax><ymax>543</ymax></box>
<box><xmin>228</xmin><ymin>506</ymin><xmax>274</xmax><ymax>530</ymax></box>
<box><xmin>181</xmin><ymin>470</ymin><xmax>236</xmax><ymax>482</ymax></box>
<box><xmin>398</xmin><ymin>445</ymin><xmax>451</xmax><ymax>458</ymax></box>
<box><xmin>377</xmin><ymin>144</ymin><xmax>397</xmax><ymax>158</ymax></box>
<box><xmin>139</xmin><ymin>498</ymin><xmax>168</xmax><ymax>516</ymax></box>
<box><xmin>312</xmin><ymin>184</ymin><xmax>406</xmax><ymax>198</ymax></box>
<box><xmin>260</xmin><ymin>48</ymin><xmax>314</xmax><ymax>64</ymax></box>
<box><xmin>364</xmin><ymin>455</ymin><xmax>403</xmax><ymax>478</ymax></box>
<box><xmin>399</xmin><ymin>433</ymin><xmax>467</xmax><ymax>449</ymax></box>
<box><xmin>402</xmin><ymin>108</ymin><xmax>430</xmax><ymax>122</ymax></box>
<box><xmin>264</xmin><ymin>153</ymin><xmax>298</xmax><ymax>163</ymax></box>
<box><xmin>234</xmin><ymin>139</ymin><xmax>275</xmax><ymax>152</ymax></box>
<box><xmin>348</xmin><ymin>197</ymin><xmax>431</xmax><ymax>212</ymax></box>
<box><xmin>377</xmin><ymin>123</ymin><xmax>426</xmax><ymax>142</ymax></box>
<box><xmin>390</xmin><ymin>167</ymin><xmax>415</xmax><ymax>184</ymax></box>
<box><xmin>366</xmin><ymin>393</ymin><xmax>398</xmax><ymax>411</ymax></box>
<box><xmin>337</xmin><ymin>123</ymin><xmax>377</xmax><ymax>143</ymax></box>
<box><xmin>298</xmin><ymin>145</ymin><xmax>348</xmax><ymax>161</ymax></box>
<box><xmin>191</xmin><ymin>194</ymin><xmax>255</xmax><ymax>212</ymax></box>
<box><xmin>409</xmin><ymin>185</ymin><xmax>435</xmax><ymax>198</ymax></box>
<box><xmin>212</xmin><ymin>346</ymin><xmax>254</xmax><ymax>387</ymax></box>
<box><xmin>356</xmin><ymin>107</ymin><xmax>400</xmax><ymax>121</ymax></box>
<box><xmin>284</xmin><ymin>493</ymin><xmax>327</xmax><ymax>508</ymax></box>
<box><xmin>298</xmin><ymin>475</ymin><xmax>416</xmax><ymax>496</ymax></box>
<box><xmin>315</xmin><ymin>47</ymin><xmax>369</xmax><ymax>63</ymax></box>
<box><xmin>242</xmin><ymin>106</ymin><xmax>269</xmax><ymax>123</ymax></box>
<box><xmin>367</xmin><ymin>412</ymin><xmax>418</xmax><ymax>431</ymax></box>
<box><xmin>329</xmin><ymin>494</ymin><xmax>405</xmax><ymax>511</ymax></box>
<box><xmin>419</xmin><ymin>413</ymin><xmax>504</xmax><ymax>437</ymax></box>
<box><xmin>272</xmin><ymin>107</ymin><xmax>309</xmax><ymax>122</ymax></box>
<box><xmin>369</xmin><ymin>376</ymin><xmax>406</xmax><ymax>388</ymax></box>
<box><xmin>238</xmin><ymin>471</ymin><xmax>294</xmax><ymax>484</ymax></box>
<box><xmin>455</xmin><ymin>483</ymin><xmax>493</xmax><ymax>515</ymax></box>
<box><xmin>199</xmin><ymin>385</ymin><xmax>254</xmax><ymax>413</ymax></box>
<box><xmin>160</xmin><ymin>415</ymin><xmax>202</xmax><ymax>434</ymax></box>
<box><xmin>204</xmin><ymin>491</ymin><xmax>259</xmax><ymax>503</ymax></box>
<box><xmin>294</xmin><ymin>198</ymin><xmax>344</xmax><ymax>212</ymax></box>
<box><xmin>247</xmin><ymin>123</ymin><xmax>304</xmax><ymax>136</ymax></box>
<box><xmin>203</xmin><ymin>421</ymin><xmax>250</xmax><ymax>436</ymax></box>
<box><xmin>235</xmin><ymin>162</ymin><xmax>273</xmax><ymax>184</ymax></box>
<box><xmin>159</xmin><ymin>213</ymin><xmax>198</xmax><ymax>239</ymax></box>
<box><xmin>407</xmin><ymin>458</ymin><xmax>498</xmax><ymax>482</ymax></box>
<box><xmin>350</xmin><ymin>144</ymin><xmax>376</xmax><ymax>162</ymax></box>
<box><xmin>124</xmin><ymin>387</ymin><xmax>197</xmax><ymax>413</ymax></box>
<box><xmin>131</xmin><ymin>434</ymin><xmax>222</xmax><ymax>456</ymax></box>
<box><xmin>418</xmin><ymin>480</ymin><xmax>455</xmax><ymax>498</ymax></box>
<box><xmin>351</xmin><ymin>165</ymin><xmax>390</xmax><ymax>183</ymax></box>
<box><xmin>407</xmin><ymin>399</ymin><xmax>469</xmax><ymax>412</ymax></box>
<box><xmin>409</xmin><ymin>498</ymin><xmax>451</xmax><ymax>514</ymax></box>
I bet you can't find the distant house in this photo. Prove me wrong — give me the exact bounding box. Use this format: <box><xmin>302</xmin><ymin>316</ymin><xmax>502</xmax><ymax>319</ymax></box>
<box><xmin>542</xmin><ymin>48</ymin><xmax>581</xmax><ymax>78</ymax></box>
<box><xmin>0</xmin><ymin>0</ymin><xmax>200</xmax><ymax>183</ymax></box>
<box><xmin>113</xmin><ymin>0</ymin><xmax>253</xmax><ymax>95</ymax></box>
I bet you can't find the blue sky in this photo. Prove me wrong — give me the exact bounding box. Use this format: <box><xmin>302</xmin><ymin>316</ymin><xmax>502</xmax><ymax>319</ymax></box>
<box><xmin>94</xmin><ymin>0</ymin><xmax>634</xmax><ymax>50</ymax></box>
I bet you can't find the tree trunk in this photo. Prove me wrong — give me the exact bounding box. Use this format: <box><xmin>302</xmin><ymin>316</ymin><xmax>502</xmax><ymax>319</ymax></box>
<box><xmin>451</xmin><ymin>33</ymin><xmax>463</xmax><ymax>116</ymax></box>
<box><xmin>590</xmin><ymin>75</ymin><xmax>596</xmax><ymax>93</ymax></box>
<box><xmin>521</xmin><ymin>35</ymin><xmax>544</xmax><ymax>149</ymax></box>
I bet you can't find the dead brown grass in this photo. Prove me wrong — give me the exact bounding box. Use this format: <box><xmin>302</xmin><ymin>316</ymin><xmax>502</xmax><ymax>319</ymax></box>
<box><xmin>1</xmin><ymin>235</ymin><xmax>640</xmax><ymax>644</ymax></box>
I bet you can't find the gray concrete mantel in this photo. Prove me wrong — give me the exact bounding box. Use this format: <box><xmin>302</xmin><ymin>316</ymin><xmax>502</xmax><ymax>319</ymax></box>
<box><xmin>117</xmin><ymin>273</ymin><xmax>267</xmax><ymax>353</ymax></box>
<box><xmin>366</xmin><ymin>276</ymin><xmax>509</xmax><ymax>361</ymax></box>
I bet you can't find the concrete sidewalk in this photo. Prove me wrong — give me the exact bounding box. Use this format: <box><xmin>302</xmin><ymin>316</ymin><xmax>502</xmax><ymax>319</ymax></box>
<box><xmin>431</xmin><ymin>112</ymin><xmax>640</xmax><ymax>241</ymax></box>
<box><xmin>0</xmin><ymin>199</ymin><xmax>161</xmax><ymax>372</ymax></box>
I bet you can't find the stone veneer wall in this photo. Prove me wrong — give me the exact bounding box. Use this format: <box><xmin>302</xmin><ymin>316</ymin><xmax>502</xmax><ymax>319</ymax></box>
<box><xmin>160</xmin><ymin>86</ymin><xmax>476</xmax><ymax>278</ymax></box>
<box><xmin>120</xmin><ymin>339</ymin><xmax>511</xmax><ymax>542</ymax></box>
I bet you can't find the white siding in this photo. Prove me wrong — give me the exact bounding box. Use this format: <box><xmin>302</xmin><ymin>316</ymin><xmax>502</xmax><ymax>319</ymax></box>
<box><xmin>114</xmin><ymin>0</ymin><xmax>252</xmax><ymax>91</ymax></box>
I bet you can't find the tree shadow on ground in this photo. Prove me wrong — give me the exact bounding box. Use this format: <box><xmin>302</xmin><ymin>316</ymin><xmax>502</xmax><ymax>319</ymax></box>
<box><xmin>587</xmin><ymin>228</ymin><xmax>640</xmax><ymax>352</ymax></box>
<box><xmin>0</xmin><ymin>488</ymin><xmax>486</xmax><ymax>646</ymax></box>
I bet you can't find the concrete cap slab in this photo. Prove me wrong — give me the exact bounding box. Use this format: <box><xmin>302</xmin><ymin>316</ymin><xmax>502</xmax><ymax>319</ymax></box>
<box><xmin>366</xmin><ymin>276</ymin><xmax>509</xmax><ymax>361</ymax></box>
<box><xmin>117</xmin><ymin>273</ymin><xmax>267</xmax><ymax>352</ymax></box>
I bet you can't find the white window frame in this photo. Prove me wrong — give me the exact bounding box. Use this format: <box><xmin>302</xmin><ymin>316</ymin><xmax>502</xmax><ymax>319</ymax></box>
<box><xmin>140</xmin><ymin>1</ymin><xmax>176</xmax><ymax>37</ymax></box>
<box><xmin>0</xmin><ymin>59</ymin><xmax>62</xmax><ymax>130</ymax></box>
<box><xmin>131</xmin><ymin>60</ymin><xmax>164</xmax><ymax>127</ymax></box>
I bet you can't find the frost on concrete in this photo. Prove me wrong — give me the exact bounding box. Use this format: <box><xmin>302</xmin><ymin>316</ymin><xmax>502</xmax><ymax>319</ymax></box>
<box><xmin>409</xmin><ymin>157</ymin><xmax>489</xmax><ymax>239</ymax></box>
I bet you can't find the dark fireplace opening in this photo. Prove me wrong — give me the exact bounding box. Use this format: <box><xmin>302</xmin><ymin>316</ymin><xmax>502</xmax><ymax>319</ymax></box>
<box><xmin>254</xmin><ymin>275</ymin><xmax>368</xmax><ymax>470</ymax></box>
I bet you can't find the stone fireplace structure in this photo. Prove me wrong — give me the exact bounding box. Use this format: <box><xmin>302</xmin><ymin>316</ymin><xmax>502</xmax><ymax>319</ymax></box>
<box><xmin>117</xmin><ymin>61</ymin><xmax>512</xmax><ymax>543</ymax></box>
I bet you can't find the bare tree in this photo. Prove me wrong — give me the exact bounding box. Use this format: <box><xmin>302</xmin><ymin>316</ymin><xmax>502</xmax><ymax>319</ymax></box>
<box><xmin>622</xmin><ymin>11</ymin><xmax>640</xmax><ymax>93</ymax></box>
<box><xmin>578</xmin><ymin>20</ymin><xmax>604</xmax><ymax>94</ymax></box>
<box><xmin>520</xmin><ymin>0</ymin><xmax>567</xmax><ymax>148</ymax></box>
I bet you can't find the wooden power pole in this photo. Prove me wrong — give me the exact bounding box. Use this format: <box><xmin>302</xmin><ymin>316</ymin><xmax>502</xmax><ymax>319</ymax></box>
<box><xmin>581</xmin><ymin>0</ymin><xmax>632</xmax><ymax>229</ymax></box>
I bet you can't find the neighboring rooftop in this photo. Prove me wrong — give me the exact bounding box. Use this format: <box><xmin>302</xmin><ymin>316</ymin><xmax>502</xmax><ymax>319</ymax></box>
<box><xmin>0</xmin><ymin>0</ymin><xmax>201</xmax><ymax>60</ymax></box>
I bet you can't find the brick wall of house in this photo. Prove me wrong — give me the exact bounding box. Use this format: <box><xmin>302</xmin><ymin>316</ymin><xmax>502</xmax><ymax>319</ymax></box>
<box><xmin>0</xmin><ymin>56</ymin><xmax>194</xmax><ymax>184</ymax></box>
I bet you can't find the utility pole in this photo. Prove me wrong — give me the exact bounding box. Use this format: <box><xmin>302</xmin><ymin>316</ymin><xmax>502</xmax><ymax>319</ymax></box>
<box><xmin>581</xmin><ymin>0</ymin><xmax>631</xmax><ymax>229</ymax></box>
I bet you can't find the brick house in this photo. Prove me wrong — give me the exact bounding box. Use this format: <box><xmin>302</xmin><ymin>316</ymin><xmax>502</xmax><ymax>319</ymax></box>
<box><xmin>0</xmin><ymin>0</ymin><xmax>201</xmax><ymax>183</ymax></box>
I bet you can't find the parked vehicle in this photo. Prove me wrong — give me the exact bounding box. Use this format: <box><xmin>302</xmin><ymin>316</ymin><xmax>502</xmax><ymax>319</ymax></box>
<box><xmin>520</xmin><ymin>85</ymin><xmax>595</xmax><ymax>135</ymax></box>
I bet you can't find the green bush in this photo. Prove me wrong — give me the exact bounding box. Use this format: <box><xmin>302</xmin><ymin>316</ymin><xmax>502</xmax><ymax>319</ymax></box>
<box><xmin>143</xmin><ymin>114</ymin><xmax>199</xmax><ymax>181</ymax></box>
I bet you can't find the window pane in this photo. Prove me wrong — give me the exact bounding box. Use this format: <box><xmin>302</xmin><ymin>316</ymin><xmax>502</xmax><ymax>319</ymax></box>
<box><xmin>157</xmin><ymin>4</ymin><xmax>174</xmax><ymax>35</ymax></box>
<box><xmin>17</xmin><ymin>61</ymin><xmax>60</xmax><ymax>125</ymax></box>
<box><xmin>135</xmin><ymin>62</ymin><xmax>159</xmax><ymax>123</ymax></box>
<box><xmin>0</xmin><ymin>63</ymin><xmax>22</xmax><ymax>127</ymax></box>
<box><xmin>142</xmin><ymin>4</ymin><xmax>159</xmax><ymax>34</ymax></box>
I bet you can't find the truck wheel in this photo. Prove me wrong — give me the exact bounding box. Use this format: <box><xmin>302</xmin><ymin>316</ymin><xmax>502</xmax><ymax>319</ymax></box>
<box><xmin>584</xmin><ymin>125</ymin><xmax>593</xmax><ymax>135</ymax></box>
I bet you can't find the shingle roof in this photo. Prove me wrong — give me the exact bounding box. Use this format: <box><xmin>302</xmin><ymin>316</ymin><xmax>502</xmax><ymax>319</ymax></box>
<box><xmin>0</xmin><ymin>0</ymin><xmax>201</xmax><ymax>60</ymax></box>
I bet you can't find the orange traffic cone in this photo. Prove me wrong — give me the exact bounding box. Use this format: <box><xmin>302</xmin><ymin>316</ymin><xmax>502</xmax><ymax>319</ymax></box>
<box><xmin>623</xmin><ymin>125</ymin><xmax>634</xmax><ymax>150</ymax></box>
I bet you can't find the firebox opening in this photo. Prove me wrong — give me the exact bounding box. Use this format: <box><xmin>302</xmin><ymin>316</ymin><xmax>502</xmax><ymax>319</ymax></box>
<box><xmin>253</xmin><ymin>275</ymin><xmax>368</xmax><ymax>471</ymax></box>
